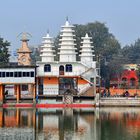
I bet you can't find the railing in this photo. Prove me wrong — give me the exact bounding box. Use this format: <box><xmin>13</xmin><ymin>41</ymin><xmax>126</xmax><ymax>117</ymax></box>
<box><xmin>37</xmin><ymin>70</ymin><xmax>87</xmax><ymax>77</ymax></box>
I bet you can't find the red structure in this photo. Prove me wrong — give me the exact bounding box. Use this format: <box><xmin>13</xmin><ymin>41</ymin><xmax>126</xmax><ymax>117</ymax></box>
<box><xmin>121</xmin><ymin>69</ymin><xmax>138</xmax><ymax>87</ymax></box>
<box><xmin>110</xmin><ymin>69</ymin><xmax>138</xmax><ymax>88</ymax></box>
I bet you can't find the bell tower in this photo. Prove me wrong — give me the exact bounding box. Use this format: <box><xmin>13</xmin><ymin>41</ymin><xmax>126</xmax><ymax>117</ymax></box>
<box><xmin>17</xmin><ymin>32</ymin><xmax>32</xmax><ymax>66</ymax></box>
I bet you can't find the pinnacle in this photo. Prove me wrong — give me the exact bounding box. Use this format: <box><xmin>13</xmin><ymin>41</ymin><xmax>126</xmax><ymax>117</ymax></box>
<box><xmin>85</xmin><ymin>33</ymin><xmax>89</xmax><ymax>38</ymax></box>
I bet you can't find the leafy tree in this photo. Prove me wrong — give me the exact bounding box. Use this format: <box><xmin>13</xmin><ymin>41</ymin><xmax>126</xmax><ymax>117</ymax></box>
<box><xmin>121</xmin><ymin>38</ymin><xmax>140</xmax><ymax>64</ymax></box>
<box><xmin>0</xmin><ymin>37</ymin><xmax>10</xmax><ymax>66</ymax></box>
<box><xmin>74</xmin><ymin>22</ymin><xmax>121</xmax><ymax>60</ymax></box>
<box><xmin>30</xmin><ymin>46</ymin><xmax>41</xmax><ymax>65</ymax></box>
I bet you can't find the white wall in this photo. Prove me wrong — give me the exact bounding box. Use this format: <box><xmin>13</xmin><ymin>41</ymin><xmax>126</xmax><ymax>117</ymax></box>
<box><xmin>0</xmin><ymin>68</ymin><xmax>35</xmax><ymax>84</ymax></box>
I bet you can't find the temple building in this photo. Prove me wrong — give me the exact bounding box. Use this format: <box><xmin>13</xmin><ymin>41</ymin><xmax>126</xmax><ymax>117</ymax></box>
<box><xmin>37</xmin><ymin>19</ymin><xmax>97</xmax><ymax>97</ymax></box>
<box><xmin>0</xmin><ymin>33</ymin><xmax>36</xmax><ymax>105</ymax></box>
<box><xmin>0</xmin><ymin>19</ymin><xmax>98</xmax><ymax>105</ymax></box>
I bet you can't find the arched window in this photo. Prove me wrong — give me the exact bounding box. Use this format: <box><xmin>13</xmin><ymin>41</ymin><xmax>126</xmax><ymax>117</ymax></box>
<box><xmin>44</xmin><ymin>64</ymin><xmax>51</xmax><ymax>72</ymax></box>
<box><xmin>59</xmin><ymin>65</ymin><xmax>64</xmax><ymax>75</ymax></box>
<box><xmin>130</xmin><ymin>78</ymin><xmax>136</xmax><ymax>86</ymax></box>
<box><xmin>66</xmin><ymin>64</ymin><xmax>72</xmax><ymax>72</ymax></box>
<box><xmin>122</xmin><ymin>77</ymin><xmax>127</xmax><ymax>82</ymax></box>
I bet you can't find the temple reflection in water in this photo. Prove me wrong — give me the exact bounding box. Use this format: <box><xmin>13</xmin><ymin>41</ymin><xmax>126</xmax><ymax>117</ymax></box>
<box><xmin>0</xmin><ymin>108</ymin><xmax>100</xmax><ymax>140</ymax></box>
<box><xmin>1</xmin><ymin>108</ymin><xmax>140</xmax><ymax>140</ymax></box>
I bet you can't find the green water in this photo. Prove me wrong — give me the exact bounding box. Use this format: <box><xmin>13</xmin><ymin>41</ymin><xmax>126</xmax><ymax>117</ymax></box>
<box><xmin>0</xmin><ymin>108</ymin><xmax>140</xmax><ymax>140</ymax></box>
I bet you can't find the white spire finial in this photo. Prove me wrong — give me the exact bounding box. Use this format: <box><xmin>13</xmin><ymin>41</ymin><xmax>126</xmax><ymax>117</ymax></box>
<box><xmin>65</xmin><ymin>16</ymin><xmax>69</xmax><ymax>26</ymax></box>
<box><xmin>46</xmin><ymin>29</ymin><xmax>50</xmax><ymax>37</ymax></box>
<box><xmin>85</xmin><ymin>33</ymin><xmax>89</xmax><ymax>38</ymax></box>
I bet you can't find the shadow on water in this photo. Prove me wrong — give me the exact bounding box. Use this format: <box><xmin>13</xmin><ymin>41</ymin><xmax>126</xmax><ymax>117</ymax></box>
<box><xmin>0</xmin><ymin>107</ymin><xmax>140</xmax><ymax>140</ymax></box>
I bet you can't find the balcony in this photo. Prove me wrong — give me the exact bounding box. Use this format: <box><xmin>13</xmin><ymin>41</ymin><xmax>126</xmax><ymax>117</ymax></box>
<box><xmin>37</xmin><ymin>70</ymin><xmax>84</xmax><ymax>77</ymax></box>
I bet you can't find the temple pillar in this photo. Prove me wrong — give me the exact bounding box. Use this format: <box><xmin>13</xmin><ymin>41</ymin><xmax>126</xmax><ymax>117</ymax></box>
<box><xmin>0</xmin><ymin>108</ymin><xmax>4</xmax><ymax>127</ymax></box>
<box><xmin>94</xmin><ymin>77</ymin><xmax>96</xmax><ymax>96</ymax></box>
<box><xmin>14</xmin><ymin>85</ymin><xmax>17</xmax><ymax>95</ymax></box>
<box><xmin>0</xmin><ymin>85</ymin><xmax>4</xmax><ymax>105</ymax></box>
<box><xmin>16</xmin><ymin>85</ymin><xmax>20</xmax><ymax>103</ymax></box>
<box><xmin>33</xmin><ymin>84</ymin><xmax>36</xmax><ymax>105</ymax></box>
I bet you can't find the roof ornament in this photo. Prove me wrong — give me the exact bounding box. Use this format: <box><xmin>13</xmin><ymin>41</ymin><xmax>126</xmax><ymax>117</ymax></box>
<box><xmin>65</xmin><ymin>16</ymin><xmax>69</xmax><ymax>26</ymax></box>
<box><xmin>46</xmin><ymin>29</ymin><xmax>50</xmax><ymax>37</ymax></box>
<box><xmin>17</xmin><ymin>32</ymin><xmax>32</xmax><ymax>41</ymax></box>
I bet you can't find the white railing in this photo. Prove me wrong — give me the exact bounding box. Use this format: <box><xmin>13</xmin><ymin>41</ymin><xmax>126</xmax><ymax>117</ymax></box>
<box><xmin>37</xmin><ymin>71</ymin><xmax>85</xmax><ymax>77</ymax></box>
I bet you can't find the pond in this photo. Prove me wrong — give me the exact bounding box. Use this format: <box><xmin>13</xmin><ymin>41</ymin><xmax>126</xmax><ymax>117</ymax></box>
<box><xmin>0</xmin><ymin>107</ymin><xmax>140</xmax><ymax>140</ymax></box>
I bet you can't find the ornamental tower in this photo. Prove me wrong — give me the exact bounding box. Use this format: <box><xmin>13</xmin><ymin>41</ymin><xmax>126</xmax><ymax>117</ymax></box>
<box><xmin>40</xmin><ymin>32</ymin><xmax>55</xmax><ymax>62</ymax></box>
<box><xmin>58</xmin><ymin>19</ymin><xmax>77</xmax><ymax>62</ymax></box>
<box><xmin>17</xmin><ymin>32</ymin><xmax>32</xmax><ymax>66</ymax></box>
<box><xmin>80</xmin><ymin>33</ymin><xmax>94</xmax><ymax>63</ymax></box>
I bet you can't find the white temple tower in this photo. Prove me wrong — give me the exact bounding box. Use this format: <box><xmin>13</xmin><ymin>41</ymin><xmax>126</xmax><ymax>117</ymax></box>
<box><xmin>40</xmin><ymin>32</ymin><xmax>55</xmax><ymax>62</ymax></box>
<box><xmin>80</xmin><ymin>33</ymin><xmax>94</xmax><ymax>63</ymax></box>
<box><xmin>58</xmin><ymin>19</ymin><xmax>77</xmax><ymax>62</ymax></box>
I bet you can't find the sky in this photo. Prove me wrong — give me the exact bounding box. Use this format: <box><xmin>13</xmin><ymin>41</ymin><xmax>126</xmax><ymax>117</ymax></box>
<box><xmin>0</xmin><ymin>0</ymin><xmax>140</xmax><ymax>52</ymax></box>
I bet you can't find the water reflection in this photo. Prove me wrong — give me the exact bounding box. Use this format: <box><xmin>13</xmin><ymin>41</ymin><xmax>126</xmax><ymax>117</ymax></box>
<box><xmin>100</xmin><ymin>108</ymin><xmax>140</xmax><ymax>140</ymax></box>
<box><xmin>0</xmin><ymin>108</ymin><xmax>99</xmax><ymax>140</ymax></box>
<box><xmin>0</xmin><ymin>108</ymin><xmax>140</xmax><ymax>140</ymax></box>
<box><xmin>36</xmin><ymin>108</ymin><xmax>99</xmax><ymax>140</ymax></box>
<box><xmin>0</xmin><ymin>108</ymin><xmax>35</xmax><ymax>139</ymax></box>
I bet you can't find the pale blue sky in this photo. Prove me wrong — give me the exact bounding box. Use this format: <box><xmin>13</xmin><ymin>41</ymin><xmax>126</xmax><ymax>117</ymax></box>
<box><xmin>0</xmin><ymin>0</ymin><xmax>140</xmax><ymax>52</ymax></box>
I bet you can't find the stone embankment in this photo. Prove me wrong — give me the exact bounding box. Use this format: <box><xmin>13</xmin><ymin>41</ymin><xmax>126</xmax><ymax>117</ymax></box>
<box><xmin>99</xmin><ymin>97</ymin><xmax>140</xmax><ymax>107</ymax></box>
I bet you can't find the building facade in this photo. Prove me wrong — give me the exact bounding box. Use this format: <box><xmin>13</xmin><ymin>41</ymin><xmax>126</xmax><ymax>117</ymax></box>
<box><xmin>37</xmin><ymin>20</ymin><xmax>98</xmax><ymax>96</ymax></box>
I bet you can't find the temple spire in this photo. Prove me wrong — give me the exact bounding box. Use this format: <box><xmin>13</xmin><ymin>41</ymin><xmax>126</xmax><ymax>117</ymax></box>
<box><xmin>58</xmin><ymin>20</ymin><xmax>77</xmax><ymax>62</ymax></box>
<box><xmin>80</xmin><ymin>33</ymin><xmax>94</xmax><ymax>62</ymax></box>
<box><xmin>40</xmin><ymin>32</ymin><xmax>55</xmax><ymax>62</ymax></box>
<box><xmin>17</xmin><ymin>32</ymin><xmax>32</xmax><ymax>66</ymax></box>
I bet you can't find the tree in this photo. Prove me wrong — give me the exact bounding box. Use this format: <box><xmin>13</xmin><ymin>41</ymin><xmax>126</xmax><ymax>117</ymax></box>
<box><xmin>0</xmin><ymin>37</ymin><xmax>10</xmax><ymax>66</ymax></box>
<box><xmin>30</xmin><ymin>46</ymin><xmax>41</xmax><ymax>65</ymax></box>
<box><xmin>121</xmin><ymin>38</ymin><xmax>140</xmax><ymax>64</ymax></box>
<box><xmin>74</xmin><ymin>22</ymin><xmax>121</xmax><ymax>59</ymax></box>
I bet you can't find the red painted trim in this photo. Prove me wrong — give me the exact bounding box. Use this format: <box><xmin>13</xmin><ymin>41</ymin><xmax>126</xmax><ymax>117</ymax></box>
<box><xmin>2</xmin><ymin>103</ymin><xmax>95</xmax><ymax>108</ymax></box>
<box><xmin>36</xmin><ymin>104</ymin><xmax>95</xmax><ymax>108</ymax></box>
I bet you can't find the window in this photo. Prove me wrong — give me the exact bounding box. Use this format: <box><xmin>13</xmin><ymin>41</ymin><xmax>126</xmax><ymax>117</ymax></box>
<box><xmin>66</xmin><ymin>64</ymin><xmax>72</xmax><ymax>72</ymax></box>
<box><xmin>27</xmin><ymin>72</ymin><xmax>30</xmax><ymax>77</ymax></box>
<box><xmin>14</xmin><ymin>72</ymin><xmax>22</xmax><ymax>77</ymax></box>
<box><xmin>0</xmin><ymin>72</ymin><xmax>2</xmax><ymax>77</ymax></box>
<box><xmin>14</xmin><ymin>72</ymin><xmax>18</xmax><ymax>77</ymax></box>
<box><xmin>23</xmin><ymin>72</ymin><xmax>26</xmax><ymax>77</ymax></box>
<box><xmin>18</xmin><ymin>72</ymin><xmax>22</xmax><ymax>77</ymax></box>
<box><xmin>2</xmin><ymin>72</ymin><xmax>5</xmax><ymax>77</ymax></box>
<box><xmin>59</xmin><ymin>65</ymin><xmax>64</xmax><ymax>75</ymax></box>
<box><xmin>31</xmin><ymin>71</ymin><xmax>34</xmax><ymax>77</ymax></box>
<box><xmin>10</xmin><ymin>72</ymin><xmax>13</xmax><ymax>77</ymax></box>
<box><xmin>6</xmin><ymin>72</ymin><xmax>10</xmax><ymax>77</ymax></box>
<box><xmin>44</xmin><ymin>64</ymin><xmax>51</xmax><ymax>72</ymax></box>
<box><xmin>23</xmin><ymin>72</ymin><xmax>30</xmax><ymax>77</ymax></box>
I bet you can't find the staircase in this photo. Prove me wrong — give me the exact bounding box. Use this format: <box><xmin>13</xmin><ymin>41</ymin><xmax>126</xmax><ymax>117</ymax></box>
<box><xmin>78</xmin><ymin>61</ymin><xmax>96</xmax><ymax>96</ymax></box>
<box><xmin>80</xmin><ymin>68</ymin><xmax>93</xmax><ymax>76</ymax></box>
<box><xmin>78</xmin><ymin>83</ymin><xmax>93</xmax><ymax>95</ymax></box>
